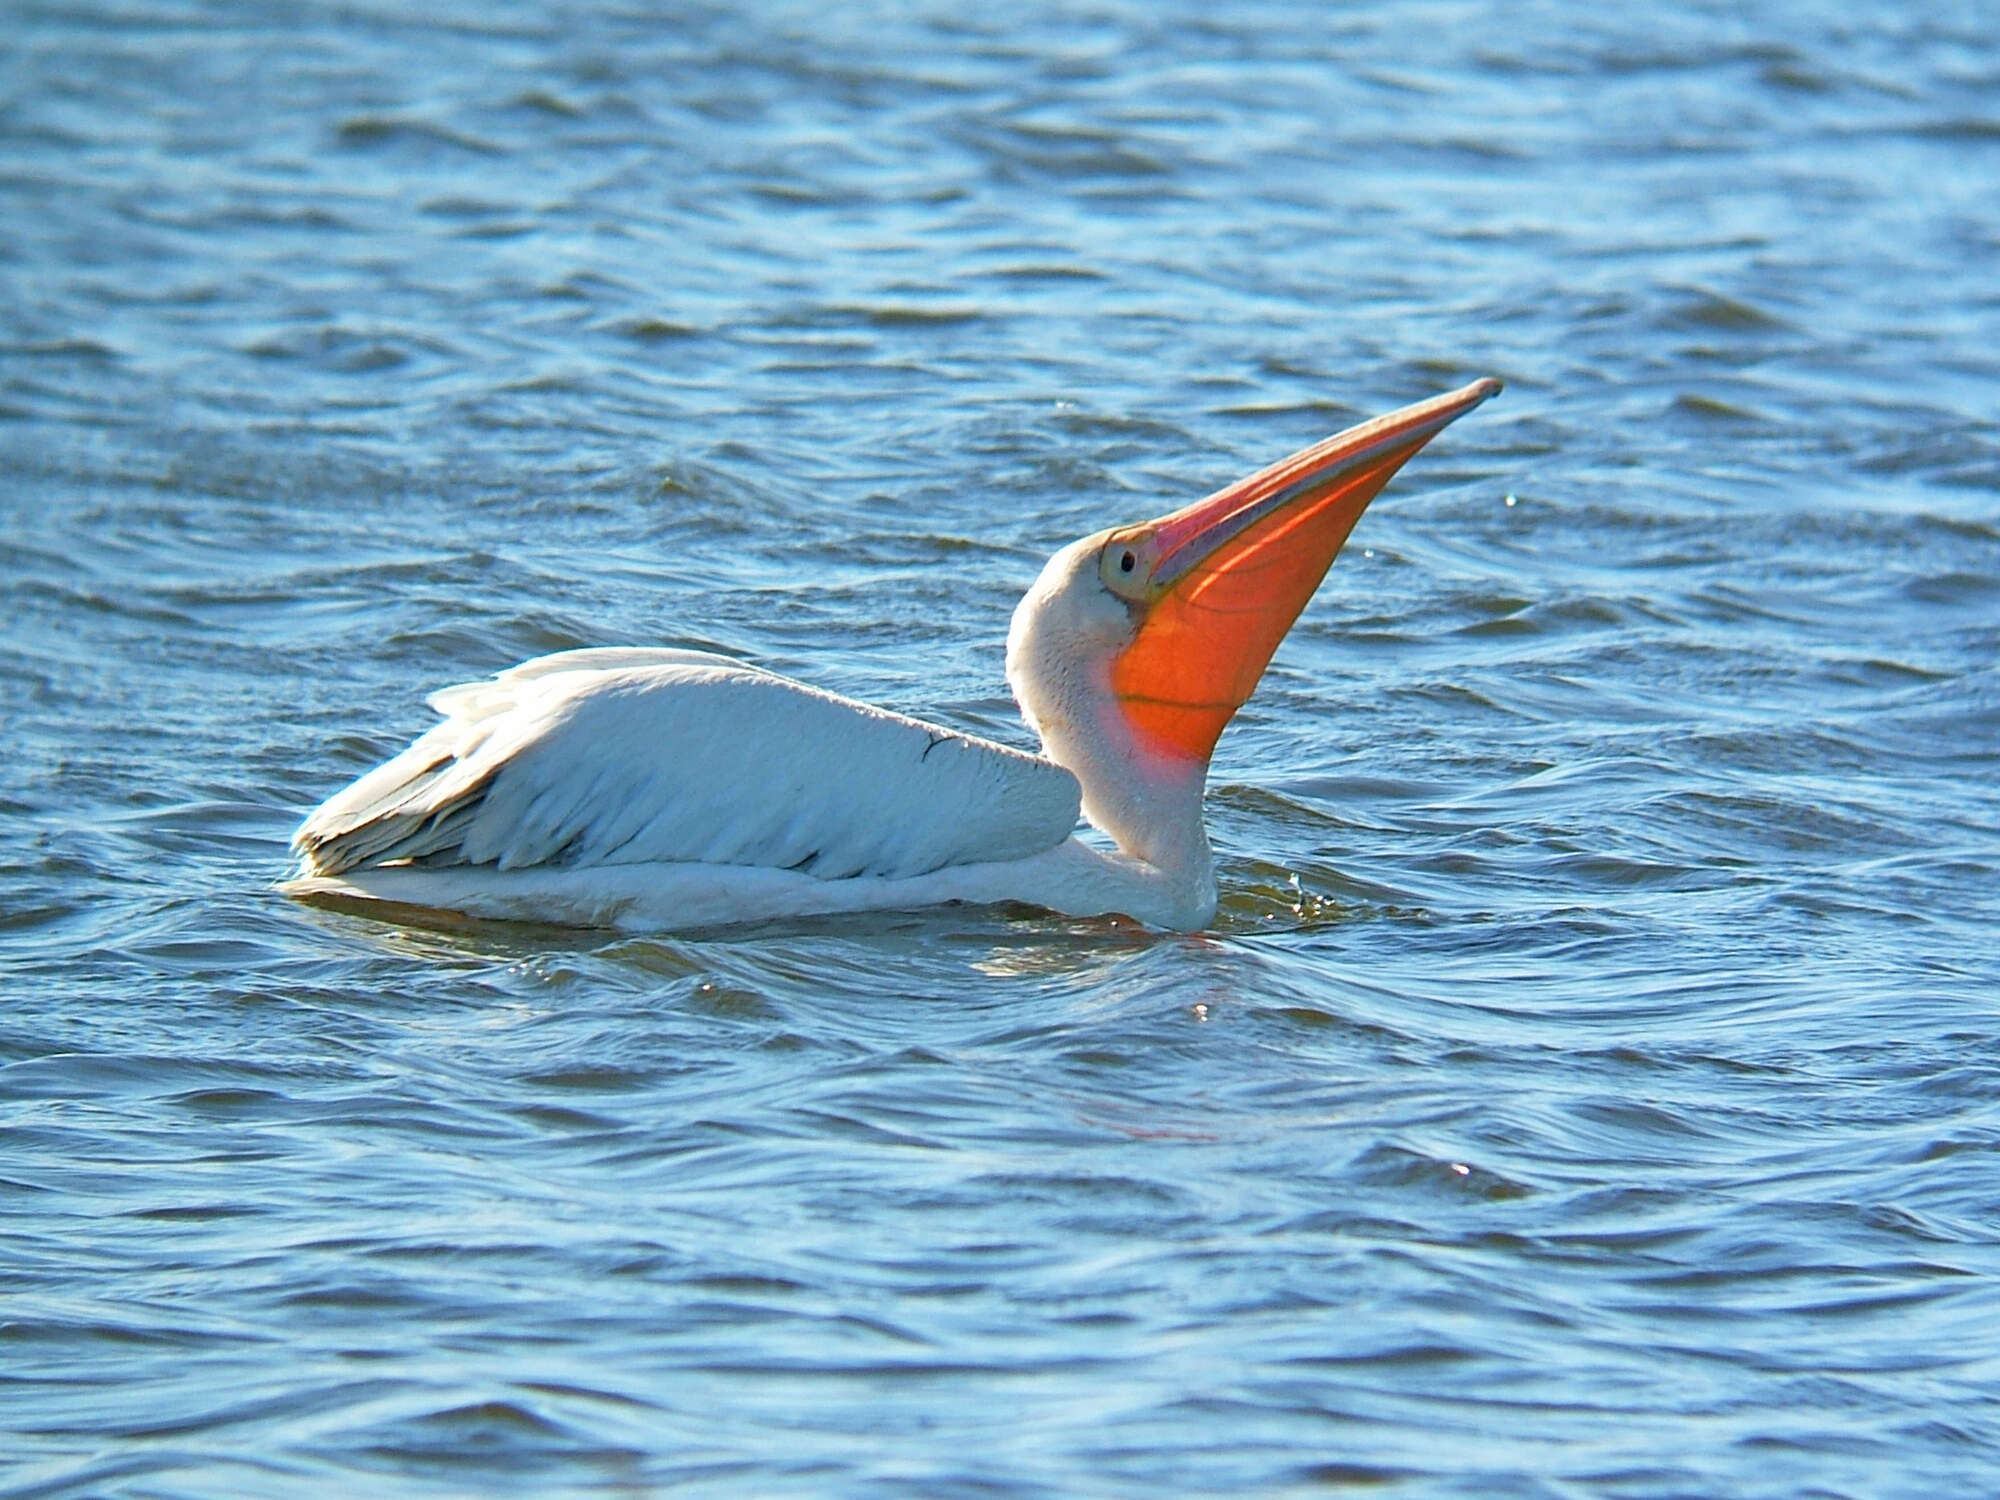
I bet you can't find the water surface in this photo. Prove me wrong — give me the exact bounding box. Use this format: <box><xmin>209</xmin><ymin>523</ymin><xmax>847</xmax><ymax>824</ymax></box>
<box><xmin>4</xmin><ymin>2</ymin><xmax>1999</xmax><ymax>1495</ymax></box>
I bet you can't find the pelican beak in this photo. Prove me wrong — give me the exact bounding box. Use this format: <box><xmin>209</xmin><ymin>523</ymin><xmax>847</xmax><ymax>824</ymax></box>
<box><xmin>1105</xmin><ymin>377</ymin><xmax>1502</xmax><ymax>762</ymax></box>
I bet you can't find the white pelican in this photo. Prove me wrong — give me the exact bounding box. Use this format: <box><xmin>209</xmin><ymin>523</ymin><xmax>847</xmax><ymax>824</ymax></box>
<box><xmin>288</xmin><ymin>378</ymin><xmax>1501</xmax><ymax>932</ymax></box>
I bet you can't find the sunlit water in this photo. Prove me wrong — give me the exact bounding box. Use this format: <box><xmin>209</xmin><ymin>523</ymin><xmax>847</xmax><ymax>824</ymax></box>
<box><xmin>5</xmin><ymin>2</ymin><xmax>1999</xmax><ymax>1495</ymax></box>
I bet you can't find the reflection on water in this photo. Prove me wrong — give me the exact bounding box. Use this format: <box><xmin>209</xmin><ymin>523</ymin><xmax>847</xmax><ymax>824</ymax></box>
<box><xmin>5</xmin><ymin>1</ymin><xmax>1999</xmax><ymax>1495</ymax></box>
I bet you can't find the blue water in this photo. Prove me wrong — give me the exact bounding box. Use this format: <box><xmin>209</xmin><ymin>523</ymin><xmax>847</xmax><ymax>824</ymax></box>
<box><xmin>5</xmin><ymin>2</ymin><xmax>2000</xmax><ymax>1495</ymax></box>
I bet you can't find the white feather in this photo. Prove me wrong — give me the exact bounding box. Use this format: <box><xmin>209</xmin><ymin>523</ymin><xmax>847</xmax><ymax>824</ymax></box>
<box><xmin>295</xmin><ymin>649</ymin><xmax>1082</xmax><ymax>883</ymax></box>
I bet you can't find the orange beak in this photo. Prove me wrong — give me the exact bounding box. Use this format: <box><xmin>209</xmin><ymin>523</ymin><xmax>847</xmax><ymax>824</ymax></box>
<box><xmin>1106</xmin><ymin>377</ymin><xmax>1502</xmax><ymax>762</ymax></box>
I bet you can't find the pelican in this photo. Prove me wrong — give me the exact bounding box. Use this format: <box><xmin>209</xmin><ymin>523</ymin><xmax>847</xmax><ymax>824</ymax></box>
<box><xmin>288</xmin><ymin>378</ymin><xmax>1501</xmax><ymax>932</ymax></box>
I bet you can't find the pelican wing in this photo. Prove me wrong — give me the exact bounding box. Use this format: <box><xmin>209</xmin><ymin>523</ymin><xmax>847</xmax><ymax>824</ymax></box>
<box><xmin>294</xmin><ymin>649</ymin><xmax>1081</xmax><ymax>881</ymax></box>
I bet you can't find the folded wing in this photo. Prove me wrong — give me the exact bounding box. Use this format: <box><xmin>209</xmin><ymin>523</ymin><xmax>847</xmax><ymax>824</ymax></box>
<box><xmin>294</xmin><ymin>648</ymin><xmax>1081</xmax><ymax>881</ymax></box>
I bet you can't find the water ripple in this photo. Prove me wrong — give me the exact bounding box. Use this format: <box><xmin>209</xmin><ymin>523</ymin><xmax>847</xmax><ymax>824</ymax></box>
<box><xmin>4</xmin><ymin>1</ymin><xmax>1999</xmax><ymax>1496</ymax></box>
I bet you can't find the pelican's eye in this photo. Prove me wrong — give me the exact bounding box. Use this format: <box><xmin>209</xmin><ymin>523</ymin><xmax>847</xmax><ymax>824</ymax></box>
<box><xmin>1099</xmin><ymin>528</ymin><xmax>1157</xmax><ymax>602</ymax></box>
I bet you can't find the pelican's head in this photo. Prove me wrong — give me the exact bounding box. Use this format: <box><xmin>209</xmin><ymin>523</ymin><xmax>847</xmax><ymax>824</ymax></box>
<box><xmin>1007</xmin><ymin>378</ymin><xmax>1501</xmax><ymax>865</ymax></box>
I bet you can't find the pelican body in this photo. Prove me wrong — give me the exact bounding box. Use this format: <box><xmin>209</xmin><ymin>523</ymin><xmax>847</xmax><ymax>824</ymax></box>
<box><xmin>289</xmin><ymin>379</ymin><xmax>1500</xmax><ymax>932</ymax></box>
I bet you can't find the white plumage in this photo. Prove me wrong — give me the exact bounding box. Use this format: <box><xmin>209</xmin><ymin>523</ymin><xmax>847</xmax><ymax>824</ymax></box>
<box><xmin>296</xmin><ymin>649</ymin><xmax>1079</xmax><ymax>883</ymax></box>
